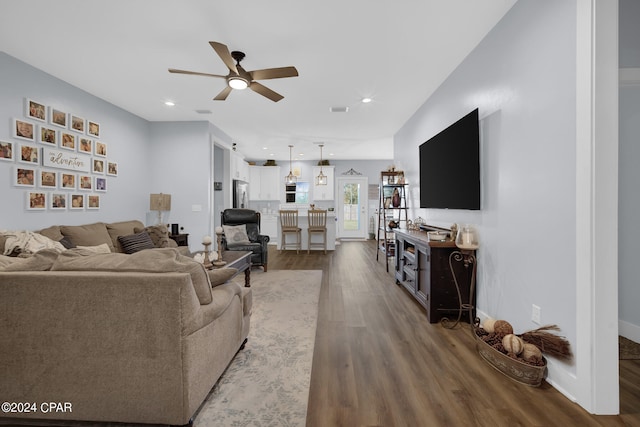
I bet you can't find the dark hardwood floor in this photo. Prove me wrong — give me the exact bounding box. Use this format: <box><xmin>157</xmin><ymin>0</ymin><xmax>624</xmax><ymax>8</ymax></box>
<box><xmin>267</xmin><ymin>240</ymin><xmax>640</xmax><ymax>427</ymax></box>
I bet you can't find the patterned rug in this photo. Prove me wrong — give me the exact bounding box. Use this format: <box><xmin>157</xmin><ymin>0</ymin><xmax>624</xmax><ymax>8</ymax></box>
<box><xmin>194</xmin><ymin>269</ymin><xmax>322</xmax><ymax>427</ymax></box>
<box><xmin>620</xmin><ymin>336</ymin><xmax>640</xmax><ymax>360</ymax></box>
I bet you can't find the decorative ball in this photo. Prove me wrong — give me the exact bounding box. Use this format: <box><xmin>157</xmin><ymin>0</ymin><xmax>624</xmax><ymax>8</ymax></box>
<box><xmin>493</xmin><ymin>320</ymin><xmax>514</xmax><ymax>336</ymax></box>
<box><xmin>482</xmin><ymin>318</ymin><xmax>497</xmax><ymax>333</ymax></box>
<box><xmin>502</xmin><ymin>334</ymin><xmax>524</xmax><ymax>355</ymax></box>
<box><xmin>522</xmin><ymin>343</ymin><xmax>543</xmax><ymax>362</ymax></box>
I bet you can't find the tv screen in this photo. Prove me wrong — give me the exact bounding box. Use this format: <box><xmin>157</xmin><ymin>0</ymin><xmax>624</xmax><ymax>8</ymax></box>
<box><xmin>419</xmin><ymin>109</ymin><xmax>480</xmax><ymax>210</ymax></box>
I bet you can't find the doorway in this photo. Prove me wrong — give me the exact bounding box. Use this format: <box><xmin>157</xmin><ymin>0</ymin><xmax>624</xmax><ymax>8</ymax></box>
<box><xmin>336</xmin><ymin>176</ymin><xmax>368</xmax><ymax>239</ymax></box>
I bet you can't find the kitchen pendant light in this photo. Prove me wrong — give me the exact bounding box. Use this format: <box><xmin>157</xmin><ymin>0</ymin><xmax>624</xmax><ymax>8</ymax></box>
<box><xmin>315</xmin><ymin>144</ymin><xmax>327</xmax><ymax>185</ymax></box>
<box><xmin>285</xmin><ymin>145</ymin><xmax>297</xmax><ymax>184</ymax></box>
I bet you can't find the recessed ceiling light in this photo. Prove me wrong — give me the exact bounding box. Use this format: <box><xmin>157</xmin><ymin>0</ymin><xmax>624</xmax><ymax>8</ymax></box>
<box><xmin>263</xmin><ymin>146</ymin><xmax>268</xmax><ymax>150</ymax></box>
<box><xmin>164</xmin><ymin>101</ymin><xmax>175</xmax><ymax>106</ymax></box>
<box><xmin>361</xmin><ymin>97</ymin><xmax>372</xmax><ymax>103</ymax></box>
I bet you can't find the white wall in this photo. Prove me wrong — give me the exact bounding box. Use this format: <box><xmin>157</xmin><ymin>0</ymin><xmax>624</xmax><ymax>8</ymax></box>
<box><xmin>395</xmin><ymin>0</ymin><xmax>594</xmax><ymax>398</ymax></box>
<box><xmin>618</xmin><ymin>0</ymin><xmax>640</xmax><ymax>342</ymax></box>
<box><xmin>0</xmin><ymin>52</ymin><xmax>151</xmax><ymax>229</ymax></box>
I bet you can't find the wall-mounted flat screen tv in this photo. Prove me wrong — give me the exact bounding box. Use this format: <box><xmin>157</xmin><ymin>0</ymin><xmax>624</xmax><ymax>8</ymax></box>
<box><xmin>419</xmin><ymin>108</ymin><xmax>480</xmax><ymax>210</ymax></box>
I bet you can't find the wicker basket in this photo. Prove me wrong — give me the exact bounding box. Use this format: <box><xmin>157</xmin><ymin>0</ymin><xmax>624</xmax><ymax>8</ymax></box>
<box><xmin>474</xmin><ymin>329</ymin><xmax>547</xmax><ymax>387</ymax></box>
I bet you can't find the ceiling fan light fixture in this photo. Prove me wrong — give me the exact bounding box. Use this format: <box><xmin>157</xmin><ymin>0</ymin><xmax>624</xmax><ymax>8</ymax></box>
<box><xmin>228</xmin><ymin>76</ymin><xmax>248</xmax><ymax>90</ymax></box>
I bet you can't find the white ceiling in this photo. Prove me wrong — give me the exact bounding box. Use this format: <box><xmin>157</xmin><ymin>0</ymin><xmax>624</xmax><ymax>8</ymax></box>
<box><xmin>0</xmin><ymin>0</ymin><xmax>516</xmax><ymax>162</ymax></box>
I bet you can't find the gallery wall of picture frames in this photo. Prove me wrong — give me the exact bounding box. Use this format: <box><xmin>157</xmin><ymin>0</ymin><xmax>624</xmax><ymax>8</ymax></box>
<box><xmin>0</xmin><ymin>98</ymin><xmax>119</xmax><ymax>211</ymax></box>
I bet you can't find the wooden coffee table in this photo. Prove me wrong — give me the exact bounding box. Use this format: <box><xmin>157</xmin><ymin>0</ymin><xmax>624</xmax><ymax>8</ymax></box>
<box><xmin>211</xmin><ymin>251</ymin><xmax>252</xmax><ymax>287</ymax></box>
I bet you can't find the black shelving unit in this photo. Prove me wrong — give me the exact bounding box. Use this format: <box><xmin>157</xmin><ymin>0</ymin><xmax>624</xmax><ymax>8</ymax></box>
<box><xmin>376</xmin><ymin>171</ymin><xmax>408</xmax><ymax>271</ymax></box>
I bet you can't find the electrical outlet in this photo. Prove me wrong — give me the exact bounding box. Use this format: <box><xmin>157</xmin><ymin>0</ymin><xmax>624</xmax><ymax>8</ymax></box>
<box><xmin>532</xmin><ymin>304</ymin><xmax>541</xmax><ymax>324</ymax></box>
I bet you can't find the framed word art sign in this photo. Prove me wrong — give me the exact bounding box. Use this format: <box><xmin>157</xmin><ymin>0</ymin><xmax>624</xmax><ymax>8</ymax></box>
<box><xmin>42</xmin><ymin>147</ymin><xmax>91</xmax><ymax>173</ymax></box>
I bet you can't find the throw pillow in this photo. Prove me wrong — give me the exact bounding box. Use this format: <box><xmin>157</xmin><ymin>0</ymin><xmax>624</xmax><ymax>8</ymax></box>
<box><xmin>223</xmin><ymin>224</ymin><xmax>251</xmax><ymax>245</ymax></box>
<box><xmin>58</xmin><ymin>236</ymin><xmax>76</xmax><ymax>249</ymax></box>
<box><xmin>134</xmin><ymin>224</ymin><xmax>172</xmax><ymax>248</ymax></box>
<box><xmin>117</xmin><ymin>232</ymin><xmax>155</xmax><ymax>254</ymax></box>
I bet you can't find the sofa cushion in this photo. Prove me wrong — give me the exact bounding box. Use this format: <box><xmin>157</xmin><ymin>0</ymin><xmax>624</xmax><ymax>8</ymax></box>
<box><xmin>37</xmin><ymin>225</ymin><xmax>64</xmax><ymax>241</ymax></box>
<box><xmin>51</xmin><ymin>248</ymin><xmax>213</xmax><ymax>305</ymax></box>
<box><xmin>134</xmin><ymin>224</ymin><xmax>173</xmax><ymax>248</ymax></box>
<box><xmin>106</xmin><ymin>220</ymin><xmax>145</xmax><ymax>252</ymax></box>
<box><xmin>118</xmin><ymin>232</ymin><xmax>155</xmax><ymax>254</ymax></box>
<box><xmin>60</xmin><ymin>222</ymin><xmax>115</xmax><ymax>252</ymax></box>
<box><xmin>223</xmin><ymin>224</ymin><xmax>250</xmax><ymax>245</ymax></box>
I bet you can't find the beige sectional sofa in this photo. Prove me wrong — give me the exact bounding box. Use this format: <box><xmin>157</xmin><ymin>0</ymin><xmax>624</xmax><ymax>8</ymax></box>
<box><xmin>0</xmin><ymin>220</ymin><xmax>252</xmax><ymax>426</ymax></box>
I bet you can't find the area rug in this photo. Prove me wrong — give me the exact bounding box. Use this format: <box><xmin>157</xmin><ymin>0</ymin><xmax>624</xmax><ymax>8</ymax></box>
<box><xmin>194</xmin><ymin>269</ymin><xmax>322</xmax><ymax>427</ymax></box>
<box><xmin>620</xmin><ymin>336</ymin><xmax>640</xmax><ymax>360</ymax></box>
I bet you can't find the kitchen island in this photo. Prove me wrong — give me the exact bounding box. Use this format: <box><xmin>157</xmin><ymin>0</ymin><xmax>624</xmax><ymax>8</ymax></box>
<box><xmin>275</xmin><ymin>204</ymin><xmax>336</xmax><ymax>252</ymax></box>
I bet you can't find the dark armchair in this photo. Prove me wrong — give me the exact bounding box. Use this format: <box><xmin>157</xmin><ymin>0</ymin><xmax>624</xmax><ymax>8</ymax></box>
<box><xmin>220</xmin><ymin>208</ymin><xmax>269</xmax><ymax>272</ymax></box>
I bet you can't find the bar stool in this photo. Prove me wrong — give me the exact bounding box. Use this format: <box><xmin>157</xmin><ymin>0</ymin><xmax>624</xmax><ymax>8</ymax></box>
<box><xmin>307</xmin><ymin>209</ymin><xmax>328</xmax><ymax>254</ymax></box>
<box><xmin>279</xmin><ymin>209</ymin><xmax>301</xmax><ymax>253</ymax></box>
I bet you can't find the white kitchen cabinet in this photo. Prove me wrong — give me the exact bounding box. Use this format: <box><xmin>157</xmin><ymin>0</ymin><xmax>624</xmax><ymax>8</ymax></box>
<box><xmin>230</xmin><ymin>152</ymin><xmax>249</xmax><ymax>182</ymax></box>
<box><xmin>249</xmin><ymin>165</ymin><xmax>281</xmax><ymax>200</ymax></box>
<box><xmin>312</xmin><ymin>165</ymin><xmax>335</xmax><ymax>200</ymax></box>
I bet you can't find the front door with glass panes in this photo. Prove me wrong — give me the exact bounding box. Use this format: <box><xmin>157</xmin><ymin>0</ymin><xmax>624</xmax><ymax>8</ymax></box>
<box><xmin>336</xmin><ymin>176</ymin><xmax>368</xmax><ymax>239</ymax></box>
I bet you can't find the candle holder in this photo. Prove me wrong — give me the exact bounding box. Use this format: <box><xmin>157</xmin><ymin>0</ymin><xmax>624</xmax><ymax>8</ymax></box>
<box><xmin>202</xmin><ymin>242</ymin><xmax>213</xmax><ymax>270</ymax></box>
<box><xmin>212</xmin><ymin>229</ymin><xmax>226</xmax><ymax>267</ymax></box>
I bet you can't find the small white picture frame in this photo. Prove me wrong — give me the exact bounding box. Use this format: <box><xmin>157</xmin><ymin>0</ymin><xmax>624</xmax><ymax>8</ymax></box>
<box><xmin>92</xmin><ymin>158</ymin><xmax>105</xmax><ymax>174</ymax></box>
<box><xmin>60</xmin><ymin>132</ymin><xmax>76</xmax><ymax>151</ymax></box>
<box><xmin>94</xmin><ymin>140</ymin><xmax>107</xmax><ymax>157</ymax></box>
<box><xmin>88</xmin><ymin>120</ymin><xmax>100</xmax><ymax>137</ymax></box>
<box><xmin>95</xmin><ymin>176</ymin><xmax>107</xmax><ymax>192</ymax></box>
<box><xmin>38</xmin><ymin>125</ymin><xmax>57</xmax><ymax>145</ymax></box>
<box><xmin>18</xmin><ymin>144</ymin><xmax>39</xmax><ymax>165</ymax></box>
<box><xmin>87</xmin><ymin>194</ymin><xmax>100</xmax><ymax>210</ymax></box>
<box><xmin>13</xmin><ymin>118</ymin><xmax>35</xmax><ymax>141</ymax></box>
<box><xmin>39</xmin><ymin>170</ymin><xmax>57</xmax><ymax>189</ymax></box>
<box><xmin>60</xmin><ymin>172</ymin><xmax>77</xmax><ymax>190</ymax></box>
<box><xmin>70</xmin><ymin>194</ymin><xmax>85</xmax><ymax>210</ymax></box>
<box><xmin>70</xmin><ymin>114</ymin><xmax>85</xmax><ymax>133</ymax></box>
<box><xmin>14</xmin><ymin>166</ymin><xmax>36</xmax><ymax>187</ymax></box>
<box><xmin>78</xmin><ymin>137</ymin><xmax>92</xmax><ymax>154</ymax></box>
<box><xmin>106</xmin><ymin>161</ymin><xmax>118</xmax><ymax>176</ymax></box>
<box><xmin>25</xmin><ymin>98</ymin><xmax>47</xmax><ymax>122</ymax></box>
<box><xmin>78</xmin><ymin>174</ymin><xmax>93</xmax><ymax>191</ymax></box>
<box><xmin>49</xmin><ymin>107</ymin><xmax>67</xmax><ymax>128</ymax></box>
<box><xmin>27</xmin><ymin>191</ymin><xmax>46</xmax><ymax>210</ymax></box>
<box><xmin>0</xmin><ymin>141</ymin><xmax>15</xmax><ymax>162</ymax></box>
<box><xmin>50</xmin><ymin>193</ymin><xmax>67</xmax><ymax>210</ymax></box>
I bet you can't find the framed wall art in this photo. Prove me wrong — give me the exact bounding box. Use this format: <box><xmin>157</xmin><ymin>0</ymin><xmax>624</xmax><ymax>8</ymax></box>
<box><xmin>50</xmin><ymin>193</ymin><xmax>67</xmax><ymax>210</ymax></box>
<box><xmin>95</xmin><ymin>176</ymin><xmax>107</xmax><ymax>192</ymax></box>
<box><xmin>14</xmin><ymin>166</ymin><xmax>35</xmax><ymax>187</ymax></box>
<box><xmin>88</xmin><ymin>121</ymin><xmax>100</xmax><ymax>138</ymax></box>
<box><xmin>70</xmin><ymin>194</ymin><xmax>84</xmax><ymax>210</ymax></box>
<box><xmin>25</xmin><ymin>98</ymin><xmax>46</xmax><ymax>122</ymax></box>
<box><xmin>78</xmin><ymin>137</ymin><xmax>92</xmax><ymax>153</ymax></box>
<box><xmin>0</xmin><ymin>141</ymin><xmax>14</xmax><ymax>162</ymax></box>
<box><xmin>39</xmin><ymin>170</ymin><xmax>57</xmax><ymax>188</ymax></box>
<box><xmin>92</xmin><ymin>158</ymin><xmax>105</xmax><ymax>174</ymax></box>
<box><xmin>38</xmin><ymin>125</ymin><xmax>57</xmax><ymax>145</ymax></box>
<box><xmin>107</xmin><ymin>161</ymin><xmax>118</xmax><ymax>176</ymax></box>
<box><xmin>14</xmin><ymin>118</ymin><xmax>35</xmax><ymax>141</ymax></box>
<box><xmin>60</xmin><ymin>172</ymin><xmax>76</xmax><ymax>189</ymax></box>
<box><xmin>94</xmin><ymin>141</ymin><xmax>107</xmax><ymax>157</ymax></box>
<box><xmin>78</xmin><ymin>174</ymin><xmax>92</xmax><ymax>191</ymax></box>
<box><xmin>19</xmin><ymin>144</ymin><xmax>39</xmax><ymax>165</ymax></box>
<box><xmin>87</xmin><ymin>194</ymin><xmax>100</xmax><ymax>209</ymax></box>
<box><xmin>60</xmin><ymin>132</ymin><xmax>76</xmax><ymax>151</ymax></box>
<box><xmin>70</xmin><ymin>114</ymin><xmax>85</xmax><ymax>133</ymax></box>
<box><xmin>49</xmin><ymin>108</ymin><xmax>67</xmax><ymax>128</ymax></box>
<box><xmin>27</xmin><ymin>192</ymin><xmax>46</xmax><ymax>210</ymax></box>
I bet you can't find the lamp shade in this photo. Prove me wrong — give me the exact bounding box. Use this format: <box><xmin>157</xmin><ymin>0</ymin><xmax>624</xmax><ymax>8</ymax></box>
<box><xmin>150</xmin><ymin>193</ymin><xmax>172</xmax><ymax>211</ymax></box>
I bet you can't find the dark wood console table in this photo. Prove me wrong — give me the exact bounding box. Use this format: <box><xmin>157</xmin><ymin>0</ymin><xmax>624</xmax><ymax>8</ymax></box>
<box><xmin>394</xmin><ymin>229</ymin><xmax>476</xmax><ymax>323</ymax></box>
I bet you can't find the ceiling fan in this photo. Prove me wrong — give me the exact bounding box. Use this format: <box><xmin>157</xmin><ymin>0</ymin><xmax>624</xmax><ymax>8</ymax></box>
<box><xmin>168</xmin><ymin>41</ymin><xmax>299</xmax><ymax>102</ymax></box>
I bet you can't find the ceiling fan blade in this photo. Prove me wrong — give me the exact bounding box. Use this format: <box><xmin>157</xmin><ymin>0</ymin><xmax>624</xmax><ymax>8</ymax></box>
<box><xmin>168</xmin><ymin>68</ymin><xmax>226</xmax><ymax>78</ymax></box>
<box><xmin>214</xmin><ymin>86</ymin><xmax>233</xmax><ymax>101</ymax></box>
<box><xmin>250</xmin><ymin>66</ymin><xmax>299</xmax><ymax>81</ymax></box>
<box><xmin>209</xmin><ymin>41</ymin><xmax>238</xmax><ymax>74</ymax></box>
<box><xmin>249</xmin><ymin>82</ymin><xmax>284</xmax><ymax>102</ymax></box>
